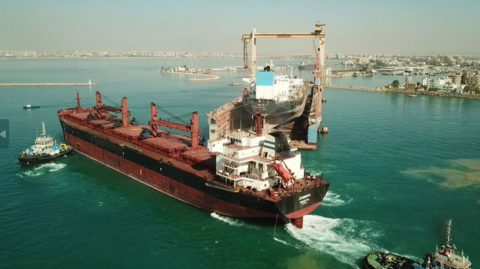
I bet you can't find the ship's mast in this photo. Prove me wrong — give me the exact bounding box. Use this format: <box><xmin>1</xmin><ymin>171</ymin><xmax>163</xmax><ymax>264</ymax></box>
<box><xmin>76</xmin><ymin>92</ymin><xmax>81</xmax><ymax>111</ymax></box>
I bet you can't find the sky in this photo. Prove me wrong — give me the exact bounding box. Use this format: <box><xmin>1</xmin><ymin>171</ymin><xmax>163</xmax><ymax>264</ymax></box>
<box><xmin>0</xmin><ymin>0</ymin><xmax>479</xmax><ymax>55</ymax></box>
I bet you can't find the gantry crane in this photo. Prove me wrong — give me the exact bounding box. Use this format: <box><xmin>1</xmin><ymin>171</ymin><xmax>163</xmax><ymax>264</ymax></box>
<box><xmin>241</xmin><ymin>23</ymin><xmax>325</xmax><ymax>82</ymax></box>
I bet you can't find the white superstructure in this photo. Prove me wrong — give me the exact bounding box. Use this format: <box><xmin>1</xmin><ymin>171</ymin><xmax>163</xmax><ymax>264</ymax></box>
<box><xmin>22</xmin><ymin>122</ymin><xmax>63</xmax><ymax>156</ymax></box>
<box><xmin>209</xmin><ymin>130</ymin><xmax>304</xmax><ymax>191</ymax></box>
<box><xmin>243</xmin><ymin>70</ymin><xmax>306</xmax><ymax>103</ymax></box>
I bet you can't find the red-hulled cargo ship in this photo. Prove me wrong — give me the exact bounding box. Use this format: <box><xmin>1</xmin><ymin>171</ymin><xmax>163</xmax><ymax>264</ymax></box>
<box><xmin>57</xmin><ymin>92</ymin><xmax>329</xmax><ymax>228</ymax></box>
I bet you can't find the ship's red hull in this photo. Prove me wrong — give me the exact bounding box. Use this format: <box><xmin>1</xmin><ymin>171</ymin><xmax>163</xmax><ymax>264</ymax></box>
<box><xmin>57</xmin><ymin>97</ymin><xmax>330</xmax><ymax>228</ymax></box>
<box><xmin>64</xmin><ymin>132</ymin><xmax>319</xmax><ymax>220</ymax></box>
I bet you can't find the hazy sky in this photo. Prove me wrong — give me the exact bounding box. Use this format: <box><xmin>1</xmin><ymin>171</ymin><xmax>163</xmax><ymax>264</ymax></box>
<box><xmin>1</xmin><ymin>0</ymin><xmax>479</xmax><ymax>55</ymax></box>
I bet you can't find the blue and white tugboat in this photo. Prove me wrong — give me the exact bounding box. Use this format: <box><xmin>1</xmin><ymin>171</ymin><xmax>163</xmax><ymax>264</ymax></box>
<box><xmin>18</xmin><ymin>122</ymin><xmax>73</xmax><ymax>166</ymax></box>
<box><xmin>422</xmin><ymin>219</ymin><xmax>472</xmax><ymax>269</ymax></box>
<box><xmin>362</xmin><ymin>219</ymin><xmax>472</xmax><ymax>269</ymax></box>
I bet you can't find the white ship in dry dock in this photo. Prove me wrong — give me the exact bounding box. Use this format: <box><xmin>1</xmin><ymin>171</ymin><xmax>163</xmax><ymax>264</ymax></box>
<box><xmin>242</xmin><ymin>65</ymin><xmax>308</xmax><ymax>129</ymax></box>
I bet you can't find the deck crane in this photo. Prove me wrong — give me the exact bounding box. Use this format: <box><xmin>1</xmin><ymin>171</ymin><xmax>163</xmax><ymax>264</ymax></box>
<box><xmin>148</xmin><ymin>102</ymin><xmax>200</xmax><ymax>149</ymax></box>
<box><xmin>94</xmin><ymin>91</ymin><xmax>130</xmax><ymax>127</ymax></box>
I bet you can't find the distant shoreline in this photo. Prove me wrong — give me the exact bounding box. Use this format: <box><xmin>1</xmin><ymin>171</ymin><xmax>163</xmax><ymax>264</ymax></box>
<box><xmin>0</xmin><ymin>57</ymin><xmax>241</xmax><ymax>60</ymax></box>
<box><xmin>327</xmin><ymin>84</ymin><xmax>480</xmax><ymax>100</ymax></box>
<box><xmin>0</xmin><ymin>56</ymin><xmax>299</xmax><ymax>60</ymax></box>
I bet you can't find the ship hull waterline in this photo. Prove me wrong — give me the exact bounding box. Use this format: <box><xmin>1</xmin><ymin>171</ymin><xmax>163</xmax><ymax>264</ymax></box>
<box><xmin>60</xmin><ymin>121</ymin><xmax>329</xmax><ymax>228</ymax></box>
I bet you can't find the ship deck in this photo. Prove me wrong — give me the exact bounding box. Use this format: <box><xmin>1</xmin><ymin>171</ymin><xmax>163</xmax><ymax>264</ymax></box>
<box><xmin>60</xmin><ymin>108</ymin><xmax>216</xmax><ymax>173</ymax></box>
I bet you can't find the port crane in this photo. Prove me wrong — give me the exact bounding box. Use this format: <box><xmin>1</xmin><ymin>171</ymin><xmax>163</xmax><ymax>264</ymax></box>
<box><xmin>241</xmin><ymin>23</ymin><xmax>325</xmax><ymax>83</ymax></box>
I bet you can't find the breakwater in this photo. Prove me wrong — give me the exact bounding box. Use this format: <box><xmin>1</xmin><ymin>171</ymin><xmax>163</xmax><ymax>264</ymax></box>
<box><xmin>0</xmin><ymin>82</ymin><xmax>97</xmax><ymax>86</ymax></box>
<box><xmin>161</xmin><ymin>71</ymin><xmax>219</xmax><ymax>82</ymax></box>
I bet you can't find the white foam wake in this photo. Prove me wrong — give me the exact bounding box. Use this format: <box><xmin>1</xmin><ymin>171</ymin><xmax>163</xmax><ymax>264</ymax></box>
<box><xmin>322</xmin><ymin>191</ymin><xmax>352</xmax><ymax>207</ymax></box>
<box><xmin>286</xmin><ymin>215</ymin><xmax>383</xmax><ymax>267</ymax></box>
<box><xmin>23</xmin><ymin>163</ymin><xmax>67</xmax><ymax>177</ymax></box>
<box><xmin>210</xmin><ymin>213</ymin><xmax>257</xmax><ymax>229</ymax></box>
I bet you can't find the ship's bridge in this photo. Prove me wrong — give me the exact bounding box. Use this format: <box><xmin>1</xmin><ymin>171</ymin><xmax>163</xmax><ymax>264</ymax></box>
<box><xmin>213</xmin><ymin>131</ymin><xmax>304</xmax><ymax>191</ymax></box>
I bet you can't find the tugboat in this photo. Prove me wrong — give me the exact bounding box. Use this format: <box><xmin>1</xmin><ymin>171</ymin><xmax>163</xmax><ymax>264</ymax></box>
<box><xmin>422</xmin><ymin>219</ymin><xmax>472</xmax><ymax>269</ymax></box>
<box><xmin>18</xmin><ymin>122</ymin><xmax>73</xmax><ymax>166</ymax></box>
<box><xmin>362</xmin><ymin>219</ymin><xmax>472</xmax><ymax>269</ymax></box>
<box><xmin>23</xmin><ymin>104</ymin><xmax>40</xmax><ymax>109</ymax></box>
<box><xmin>362</xmin><ymin>252</ymin><xmax>424</xmax><ymax>269</ymax></box>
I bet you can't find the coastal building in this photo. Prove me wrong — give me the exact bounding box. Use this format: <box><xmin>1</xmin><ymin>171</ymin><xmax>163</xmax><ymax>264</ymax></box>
<box><xmin>448</xmin><ymin>74</ymin><xmax>462</xmax><ymax>85</ymax></box>
<box><xmin>358</xmin><ymin>57</ymin><xmax>369</xmax><ymax>64</ymax></box>
<box><xmin>469</xmin><ymin>75</ymin><xmax>480</xmax><ymax>85</ymax></box>
<box><xmin>423</xmin><ymin>76</ymin><xmax>466</xmax><ymax>93</ymax></box>
<box><xmin>341</xmin><ymin>60</ymin><xmax>356</xmax><ymax>66</ymax></box>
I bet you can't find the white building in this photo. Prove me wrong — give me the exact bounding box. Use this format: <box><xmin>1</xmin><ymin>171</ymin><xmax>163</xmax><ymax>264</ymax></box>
<box><xmin>422</xmin><ymin>76</ymin><xmax>466</xmax><ymax>93</ymax></box>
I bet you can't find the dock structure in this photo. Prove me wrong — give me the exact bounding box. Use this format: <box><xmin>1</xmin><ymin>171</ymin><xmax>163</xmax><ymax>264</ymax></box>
<box><xmin>326</xmin><ymin>84</ymin><xmax>380</xmax><ymax>91</ymax></box>
<box><xmin>0</xmin><ymin>80</ymin><xmax>97</xmax><ymax>87</ymax></box>
<box><xmin>207</xmin><ymin>23</ymin><xmax>326</xmax><ymax>150</ymax></box>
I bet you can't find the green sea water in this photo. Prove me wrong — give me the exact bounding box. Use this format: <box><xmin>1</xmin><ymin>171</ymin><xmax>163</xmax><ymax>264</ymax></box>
<box><xmin>0</xmin><ymin>58</ymin><xmax>479</xmax><ymax>269</ymax></box>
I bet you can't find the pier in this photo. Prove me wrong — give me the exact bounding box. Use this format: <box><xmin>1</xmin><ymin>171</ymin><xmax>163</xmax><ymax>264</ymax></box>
<box><xmin>326</xmin><ymin>84</ymin><xmax>381</xmax><ymax>91</ymax></box>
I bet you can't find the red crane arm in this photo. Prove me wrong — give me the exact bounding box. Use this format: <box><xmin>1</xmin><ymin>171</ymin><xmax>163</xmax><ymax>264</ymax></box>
<box><xmin>149</xmin><ymin>102</ymin><xmax>200</xmax><ymax>148</ymax></box>
<box><xmin>149</xmin><ymin>119</ymin><xmax>191</xmax><ymax>132</ymax></box>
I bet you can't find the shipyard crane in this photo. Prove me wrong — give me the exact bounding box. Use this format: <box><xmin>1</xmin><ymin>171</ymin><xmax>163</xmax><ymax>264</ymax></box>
<box><xmin>241</xmin><ymin>23</ymin><xmax>325</xmax><ymax>82</ymax></box>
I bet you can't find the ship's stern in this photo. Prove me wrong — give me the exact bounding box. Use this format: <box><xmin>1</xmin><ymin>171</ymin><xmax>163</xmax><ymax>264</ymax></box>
<box><xmin>275</xmin><ymin>182</ymin><xmax>330</xmax><ymax>228</ymax></box>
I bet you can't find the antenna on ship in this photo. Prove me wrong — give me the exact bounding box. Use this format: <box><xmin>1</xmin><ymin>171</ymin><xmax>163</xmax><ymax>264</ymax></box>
<box><xmin>41</xmin><ymin>122</ymin><xmax>46</xmax><ymax>137</ymax></box>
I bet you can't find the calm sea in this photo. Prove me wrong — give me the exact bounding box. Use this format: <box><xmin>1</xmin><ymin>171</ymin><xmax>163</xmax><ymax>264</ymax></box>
<box><xmin>0</xmin><ymin>58</ymin><xmax>479</xmax><ymax>269</ymax></box>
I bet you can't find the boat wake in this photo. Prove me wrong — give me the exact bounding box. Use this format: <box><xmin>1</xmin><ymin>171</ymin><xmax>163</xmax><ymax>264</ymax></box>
<box><xmin>285</xmin><ymin>215</ymin><xmax>384</xmax><ymax>267</ymax></box>
<box><xmin>273</xmin><ymin>237</ymin><xmax>303</xmax><ymax>250</ymax></box>
<box><xmin>210</xmin><ymin>213</ymin><xmax>258</xmax><ymax>229</ymax></box>
<box><xmin>322</xmin><ymin>191</ymin><xmax>352</xmax><ymax>207</ymax></box>
<box><xmin>22</xmin><ymin>163</ymin><xmax>66</xmax><ymax>177</ymax></box>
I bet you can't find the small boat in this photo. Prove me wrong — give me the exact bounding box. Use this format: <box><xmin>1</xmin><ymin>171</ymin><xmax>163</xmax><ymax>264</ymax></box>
<box><xmin>229</xmin><ymin>80</ymin><xmax>241</xmax><ymax>86</ymax></box>
<box><xmin>181</xmin><ymin>89</ymin><xmax>188</xmax><ymax>92</ymax></box>
<box><xmin>362</xmin><ymin>220</ymin><xmax>472</xmax><ymax>269</ymax></box>
<box><xmin>18</xmin><ymin>122</ymin><xmax>73</xmax><ymax>166</ymax></box>
<box><xmin>408</xmin><ymin>94</ymin><xmax>417</xmax><ymax>97</ymax></box>
<box><xmin>23</xmin><ymin>104</ymin><xmax>40</xmax><ymax>109</ymax></box>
